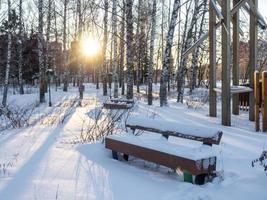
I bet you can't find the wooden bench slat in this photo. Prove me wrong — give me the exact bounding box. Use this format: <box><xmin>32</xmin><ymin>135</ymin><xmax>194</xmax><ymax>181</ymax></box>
<box><xmin>105</xmin><ymin>136</ymin><xmax>217</xmax><ymax>175</ymax></box>
<box><xmin>126</xmin><ymin>116</ymin><xmax>223</xmax><ymax>145</ymax></box>
<box><xmin>126</xmin><ymin>124</ymin><xmax>222</xmax><ymax>145</ymax></box>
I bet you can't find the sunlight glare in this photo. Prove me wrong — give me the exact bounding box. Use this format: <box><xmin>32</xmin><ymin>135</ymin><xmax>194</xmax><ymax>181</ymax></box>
<box><xmin>82</xmin><ymin>37</ymin><xmax>100</xmax><ymax>57</ymax></box>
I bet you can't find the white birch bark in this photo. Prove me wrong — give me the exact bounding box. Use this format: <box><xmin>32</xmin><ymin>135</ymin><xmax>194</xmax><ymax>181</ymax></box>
<box><xmin>18</xmin><ymin>0</ymin><xmax>24</xmax><ymax>94</ymax></box>
<box><xmin>119</xmin><ymin>0</ymin><xmax>125</xmax><ymax>95</ymax></box>
<box><xmin>148</xmin><ymin>0</ymin><xmax>157</xmax><ymax>105</ymax></box>
<box><xmin>2</xmin><ymin>0</ymin><xmax>12</xmax><ymax>106</ymax></box>
<box><xmin>102</xmin><ymin>0</ymin><xmax>108</xmax><ymax>95</ymax></box>
<box><xmin>159</xmin><ymin>0</ymin><xmax>181</xmax><ymax>106</ymax></box>
<box><xmin>38</xmin><ymin>0</ymin><xmax>45</xmax><ymax>103</ymax></box>
<box><xmin>126</xmin><ymin>0</ymin><xmax>134</xmax><ymax>99</ymax></box>
<box><xmin>112</xmin><ymin>0</ymin><xmax>118</xmax><ymax>98</ymax></box>
<box><xmin>63</xmin><ymin>0</ymin><xmax>69</xmax><ymax>92</ymax></box>
<box><xmin>177</xmin><ymin>0</ymin><xmax>199</xmax><ymax>102</ymax></box>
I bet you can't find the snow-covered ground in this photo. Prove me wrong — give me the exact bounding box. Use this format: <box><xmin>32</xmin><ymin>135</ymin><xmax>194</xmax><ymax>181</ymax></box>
<box><xmin>0</xmin><ymin>84</ymin><xmax>267</xmax><ymax>200</ymax></box>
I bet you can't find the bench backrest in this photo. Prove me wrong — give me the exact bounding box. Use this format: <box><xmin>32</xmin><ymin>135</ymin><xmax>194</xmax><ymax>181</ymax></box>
<box><xmin>126</xmin><ymin>116</ymin><xmax>223</xmax><ymax>146</ymax></box>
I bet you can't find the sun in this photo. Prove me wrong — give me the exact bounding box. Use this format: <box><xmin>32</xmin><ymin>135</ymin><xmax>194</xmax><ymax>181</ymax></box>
<box><xmin>82</xmin><ymin>37</ymin><xmax>101</xmax><ymax>57</ymax></box>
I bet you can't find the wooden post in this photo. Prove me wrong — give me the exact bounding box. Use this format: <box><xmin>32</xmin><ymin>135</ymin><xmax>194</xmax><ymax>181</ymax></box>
<box><xmin>254</xmin><ymin>71</ymin><xmax>260</xmax><ymax>131</ymax></box>
<box><xmin>221</xmin><ymin>0</ymin><xmax>231</xmax><ymax>126</ymax></box>
<box><xmin>262</xmin><ymin>71</ymin><xmax>267</xmax><ymax>132</ymax></box>
<box><xmin>232</xmin><ymin>0</ymin><xmax>240</xmax><ymax>115</ymax></box>
<box><xmin>209</xmin><ymin>1</ymin><xmax>217</xmax><ymax>117</ymax></box>
<box><xmin>249</xmin><ymin>0</ymin><xmax>258</xmax><ymax>121</ymax></box>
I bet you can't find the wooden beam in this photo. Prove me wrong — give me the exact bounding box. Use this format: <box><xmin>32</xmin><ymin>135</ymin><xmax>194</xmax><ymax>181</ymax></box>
<box><xmin>262</xmin><ymin>71</ymin><xmax>267</xmax><ymax>132</ymax></box>
<box><xmin>244</xmin><ymin>0</ymin><xmax>267</xmax><ymax>29</ymax></box>
<box><xmin>210</xmin><ymin>0</ymin><xmax>224</xmax><ymax>21</ymax></box>
<box><xmin>232</xmin><ymin>0</ymin><xmax>240</xmax><ymax>115</ymax></box>
<box><xmin>221</xmin><ymin>0</ymin><xmax>231</xmax><ymax>126</ymax></box>
<box><xmin>231</xmin><ymin>0</ymin><xmax>248</xmax><ymax>15</ymax></box>
<box><xmin>249</xmin><ymin>0</ymin><xmax>258</xmax><ymax>122</ymax></box>
<box><xmin>183</xmin><ymin>22</ymin><xmax>221</xmax><ymax>58</ymax></box>
<box><xmin>182</xmin><ymin>1</ymin><xmax>247</xmax><ymax>59</ymax></box>
<box><xmin>209</xmin><ymin>1</ymin><xmax>217</xmax><ymax>117</ymax></box>
<box><xmin>254</xmin><ymin>71</ymin><xmax>260</xmax><ymax>131</ymax></box>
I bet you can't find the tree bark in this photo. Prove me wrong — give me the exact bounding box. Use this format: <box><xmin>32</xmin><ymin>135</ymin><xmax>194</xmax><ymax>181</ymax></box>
<box><xmin>63</xmin><ymin>0</ymin><xmax>69</xmax><ymax>92</ymax></box>
<box><xmin>38</xmin><ymin>0</ymin><xmax>45</xmax><ymax>103</ymax></box>
<box><xmin>126</xmin><ymin>0</ymin><xmax>134</xmax><ymax>99</ymax></box>
<box><xmin>18</xmin><ymin>0</ymin><xmax>24</xmax><ymax>95</ymax></box>
<box><xmin>102</xmin><ymin>0</ymin><xmax>108</xmax><ymax>96</ymax></box>
<box><xmin>159</xmin><ymin>0</ymin><xmax>181</xmax><ymax>106</ymax></box>
<box><xmin>119</xmin><ymin>0</ymin><xmax>125</xmax><ymax>95</ymax></box>
<box><xmin>112</xmin><ymin>0</ymin><xmax>119</xmax><ymax>98</ymax></box>
<box><xmin>148</xmin><ymin>0</ymin><xmax>157</xmax><ymax>105</ymax></box>
<box><xmin>2</xmin><ymin>0</ymin><xmax>12</xmax><ymax>107</ymax></box>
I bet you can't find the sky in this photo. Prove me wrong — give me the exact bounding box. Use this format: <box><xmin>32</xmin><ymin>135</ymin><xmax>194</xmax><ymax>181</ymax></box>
<box><xmin>259</xmin><ymin>0</ymin><xmax>267</xmax><ymax>19</ymax></box>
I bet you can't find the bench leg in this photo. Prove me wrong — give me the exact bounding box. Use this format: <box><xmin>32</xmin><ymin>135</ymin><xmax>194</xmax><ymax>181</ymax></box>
<box><xmin>112</xmin><ymin>151</ymin><xmax>118</xmax><ymax>160</ymax></box>
<box><xmin>183</xmin><ymin>171</ymin><xmax>193</xmax><ymax>183</ymax></box>
<box><xmin>123</xmin><ymin>154</ymin><xmax>129</xmax><ymax>161</ymax></box>
<box><xmin>194</xmin><ymin>174</ymin><xmax>207</xmax><ymax>185</ymax></box>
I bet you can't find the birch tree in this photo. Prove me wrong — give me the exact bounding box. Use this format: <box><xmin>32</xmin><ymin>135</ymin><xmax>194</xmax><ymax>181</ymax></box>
<box><xmin>102</xmin><ymin>0</ymin><xmax>108</xmax><ymax>96</ymax></box>
<box><xmin>119</xmin><ymin>0</ymin><xmax>125</xmax><ymax>95</ymax></box>
<box><xmin>126</xmin><ymin>0</ymin><xmax>134</xmax><ymax>99</ymax></box>
<box><xmin>112</xmin><ymin>0</ymin><xmax>118</xmax><ymax>98</ymax></box>
<box><xmin>38</xmin><ymin>0</ymin><xmax>45</xmax><ymax>103</ymax></box>
<box><xmin>159</xmin><ymin>0</ymin><xmax>181</xmax><ymax>106</ymax></box>
<box><xmin>177</xmin><ymin>0</ymin><xmax>199</xmax><ymax>102</ymax></box>
<box><xmin>2</xmin><ymin>0</ymin><xmax>12</xmax><ymax>106</ymax></box>
<box><xmin>148</xmin><ymin>0</ymin><xmax>157</xmax><ymax>105</ymax></box>
<box><xmin>18</xmin><ymin>0</ymin><xmax>24</xmax><ymax>94</ymax></box>
<box><xmin>190</xmin><ymin>0</ymin><xmax>207</xmax><ymax>92</ymax></box>
<box><xmin>77</xmin><ymin>0</ymin><xmax>83</xmax><ymax>100</ymax></box>
<box><xmin>63</xmin><ymin>0</ymin><xmax>69</xmax><ymax>92</ymax></box>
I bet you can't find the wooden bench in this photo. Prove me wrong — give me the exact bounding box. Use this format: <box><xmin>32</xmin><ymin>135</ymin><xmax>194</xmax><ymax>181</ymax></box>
<box><xmin>103</xmin><ymin>98</ymin><xmax>134</xmax><ymax>109</ymax></box>
<box><xmin>105</xmin><ymin>116</ymin><xmax>223</xmax><ymax>184</ymax></box>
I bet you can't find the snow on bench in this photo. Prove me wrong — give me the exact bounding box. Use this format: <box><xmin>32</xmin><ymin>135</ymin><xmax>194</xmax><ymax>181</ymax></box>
<box><xmin>103</xmin><ymin>98</ymin><xmax>134</xmax><ymax>109</ymax></box>
<box><xmin>107</xmin><ymin>134</ymin><xmax>216</xmax><ymax>161</ymax></box>
<box><xmin>105</xmin><ymin>133</ymin><xmax>217</xmax><ymax>184</ymax></box>
<box><xmin>126</xmin><ymin>115</ymin><xmax>223</xmax><ymax>146</ymax></box>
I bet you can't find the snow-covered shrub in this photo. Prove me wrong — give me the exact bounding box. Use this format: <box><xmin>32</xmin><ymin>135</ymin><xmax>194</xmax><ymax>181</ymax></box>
<box><xmin>80</xmin><ymin>107</ymin><xmax>130</xmax><ymax>143</ymax></box>
<box><xmin>252</xmin><ymin>151</ymin><xmax>267</xmax><ymax>173</ymax></box>
<box><xmin>185</xmin><ymin>88</ymin><xmax>209</xmax><ymax>109</ymax></box>
<box><xmin>0</xmin><ymin>103</ymin><xmax>37</xmax><ymax>130</ymax></box>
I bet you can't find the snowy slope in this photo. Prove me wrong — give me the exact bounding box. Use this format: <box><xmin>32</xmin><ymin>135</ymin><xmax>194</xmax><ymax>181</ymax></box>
<box><xmin>0</xmin><ymin>84</ymin><xmax>266</xmax><ymax>200</ymax></box>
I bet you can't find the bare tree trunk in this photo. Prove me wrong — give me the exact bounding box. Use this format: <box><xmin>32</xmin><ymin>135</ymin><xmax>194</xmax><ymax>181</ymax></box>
<box><xmin>112</xmin><ymin>0</ymin><xmax>119</xmax><ymax>98</ymax></box>
<box><xmin>18</xmin><ymin>0</ymin><xmax>24</xmax><ymax>95</ymax></box>
<box><xmin>177</xmin><ymin>0</ymin><xmax>198</xmax><ymax>102</ymax></box>
<box><xmin>126</xmin><ymin>0</ymin><xmax>134</xmax><ymax>99</ymax></box>
<box><xmin>38</xmin><ymin>0</ymin><xmax>45</xmax><ymax>103</ymax></box>
<box><xmin>159</xmin><ymin>0</ymin><xmax>181</xmax><ymax>106</ymax></box>
<box><xmin>46</xmin><ymin>0</ymin><xmax>52</xmax><ymax>57</ymax></box>
<box><xmin>148</xmin><ymin>0</ymin><xmax>157</xmax><ymax>105</ymax></box>
<box><xmin>135</xmin><ymin>0</ymin><xmax>142</xmax><ymax>93</ymax></box>
<box><xmin>2</xmin><ymin>0</ymin><xmax>12</xmax><ymax>107</ymax></box>
<box><xmin>77</xmin><ymin>0</ymin><xmax>83</xmax><ymax>100</ymax></box>
<box><xmin>190</xmin><ymin>0</ymin><xmax>207</xmax><ymax>92</ymax></box>
<box><xmin>119</xmin><ymin>0</ymin><xmax>125</xmax><ymax>95</ymax></box>
<box><xmin>63</xmin><ymin>0</ymin><xmax>69</xmax><ymax>92</ymax></box>
<box><xmin>102</xmin><ymin>0</ymin><xmax>108</xmax><ymax>96</ymax></box>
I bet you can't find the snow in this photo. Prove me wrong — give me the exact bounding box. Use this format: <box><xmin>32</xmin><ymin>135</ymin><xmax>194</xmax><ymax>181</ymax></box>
<box><xmin>106</xmin><ymin>133</ymin><xmax>216</xmax><ymax>161</ymax></box>
<box><xmin>0</xmin><ymin>84</ymin><xmax>267</xmax><ymax>200</ymax></box>
<box><xmin>126</xmin><ymin>114</ymin><xmax>222</xmax><ymax>138</ymax></box>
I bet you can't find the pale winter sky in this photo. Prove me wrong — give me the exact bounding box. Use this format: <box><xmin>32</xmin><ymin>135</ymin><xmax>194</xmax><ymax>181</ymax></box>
<box><xmin>259</xmin><ymin>0</ymin><xmax>267</xmax><ymax>19</ymax></box>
